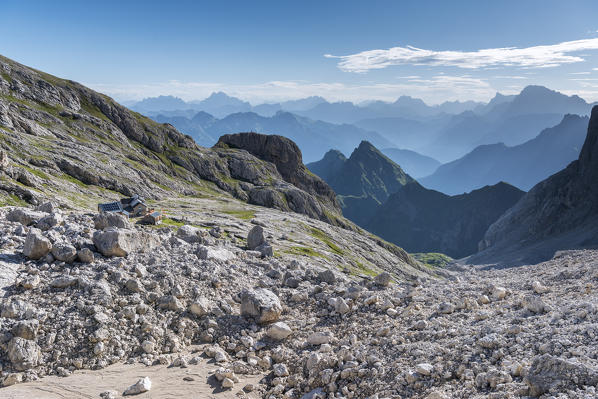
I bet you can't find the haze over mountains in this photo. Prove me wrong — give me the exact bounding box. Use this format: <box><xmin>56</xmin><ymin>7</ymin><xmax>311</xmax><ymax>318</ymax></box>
<box><xmin>307</xmin><ymin>141</ymin><xmax>524</xmax><ymax>258</ymax></box>
<box><xmin>421</xmin><ymin>114</ymin><xmax>589</xmax><ymax>194</ymax></box>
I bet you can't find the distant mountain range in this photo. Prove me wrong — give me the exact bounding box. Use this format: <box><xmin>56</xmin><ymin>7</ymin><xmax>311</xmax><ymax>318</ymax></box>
<box><xmin>420</xmin><ymin>114</ymin><xmax>589</xmax><ymax>194</ymax></box>
<box><xmin>380</xmin><ymin>148</ymin><xmax>441</xmax><ymax>179</ymax></box>
<box><xmin>134</xmin><ymin>85</ymin><xmax>595</xmax><ymax>165</ymax></box>
<box><xmin>307</xmin><ymin>141</ymin><xmax>524</xmax><ymax>257</ymax></box>
<box><xmin>154</xmin><ymin>111</ymin><xmax>393</xmax><ymax>163</ymax></box>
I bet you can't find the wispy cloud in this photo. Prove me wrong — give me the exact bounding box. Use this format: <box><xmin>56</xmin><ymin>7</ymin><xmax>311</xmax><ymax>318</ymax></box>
<box><xmin>87</xmin><ymin>75</ymin><xmax>496</xmax><ymax>105</ymax></box>
<box><xmin>571</xmin><ymin>71</ymin><xmax>591</xmax><ymax>75</ymax></box>
<box><xmin>325</xmin><ymin>38</ymin><xmax>598</xmax><ymax>72</ymax></box>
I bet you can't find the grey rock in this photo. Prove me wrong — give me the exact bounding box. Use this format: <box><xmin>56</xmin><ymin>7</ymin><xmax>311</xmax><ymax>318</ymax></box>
<box><xmin>247</xmin><ymin>225</ymin><xmax>265</xmax><ymax>250</ymax></box>
<box><xmin>7</xmin><ymin>208</ymin><xmax>46</xmax><ymax>226</ymax></box>
<box><xmin>176</xmin><ymin>225</ymin><xmax>202</xmax><ymax>243</ymax></box>
<box><xmin>51</xmin><ymin>242</ymin><xmax>77</xmax><ymax>263</ymax></box>
<box><xmin>197</xmin><ymin>246</ymin><xmax>235</xmax><ymax>262</ymax></box>
<box><xmin>8</xmin><ymin>337</ymin><xmax>41</xmax><ymax>371</ymax></box>
<box><xmin>36</xmin><ymin>213</ymin><xmax>61</xmax><ymax>231</ymax></box>
<box><xmin>77</xmin><ymin>247</ymin><xmax>95</xmax><ymax>263</ymax></box>
<box><xmin>374</xmin><ymin>272</ymin><xmax>392</xmax><ymax>287</ymax></box>
<box><xmin>93</xmin><ymin>212</ymin><xmax>131</xmax><ymax>230</ymax></box>
<box><xmin>92</xmin><ymin>228</ymin><xmax>158</xmax><ymax>257</ymax></box>
<box><xmin>240</xmin><ymin>288</ymin><xmax>282</xmax><ymax>324</ymax></box>
<box><xmin>526</xmin><ymin>354</ymin><xmax>598</xmax><ymax>396</ymax></box>
<box><xmin>123</xmin><ymin>376</ymin><xmax>151</xmax><ymax>395</ymax></box>
<box><xmin>22</xmin><ymin>229</ymin><xmax>52</xmax><ymax>260</ymax></box>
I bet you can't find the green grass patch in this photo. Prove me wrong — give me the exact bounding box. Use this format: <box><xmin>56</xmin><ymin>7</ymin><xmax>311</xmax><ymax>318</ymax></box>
<box><xmin>61</xmin><ymin>173</ymin><xmax>87</xmax><ymax>188</ymax></box>
<box><xmin>222</xmin><ymin>209</ymin><xmax>256</xmax><ymax>220</ymax></box>
<box><xmin>309</xmin><ymin>227</ymin><xmax>344</xmax><ymax>255</ymax></box>
<box><xmin>1</xmin><ymin>72</ymin><xmax>13</xmax><ymax>84</ymax></box>
<box><xmin>412</xmin><ymin>252</ymin><xmax>453</xmax><ymax>268</ymax></box>
<box><xmin>284</xmin><ymin>246</ymin><xmax>328</xmax><ymax>259</ymax></box>
<box><xmin>22</xmin><ymin>165</ymin><xmax>50</xmax><ymax>180</ymax></box>
<box><xmin>0</xmin><ymin>193</ymin><xmax>28</xmax><ymax>207</ymax></box>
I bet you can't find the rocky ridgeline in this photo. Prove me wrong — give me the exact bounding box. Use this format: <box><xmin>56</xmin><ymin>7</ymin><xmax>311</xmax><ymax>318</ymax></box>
<box><xmin>0</xmin><ymin>55</ymin><xmax>344</xmax><ymax>227</ymax></box>
<box><xmin>1</xmin><ymin>205</ymin><xmax>598</xmax><ymax>398</ymax></box>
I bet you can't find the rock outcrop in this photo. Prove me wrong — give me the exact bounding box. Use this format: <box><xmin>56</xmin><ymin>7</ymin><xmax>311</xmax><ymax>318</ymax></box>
<box><xmin>474</xmin><ymin>105</ymin><xmax>598</xmax><ymax>264</ymax></box>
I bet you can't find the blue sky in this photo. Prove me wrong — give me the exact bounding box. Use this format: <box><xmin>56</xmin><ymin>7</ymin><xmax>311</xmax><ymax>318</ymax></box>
<box><xmin>3</xmin><ymin>0</ymin><xmax>598</xmax><ymax>104</ymax></box>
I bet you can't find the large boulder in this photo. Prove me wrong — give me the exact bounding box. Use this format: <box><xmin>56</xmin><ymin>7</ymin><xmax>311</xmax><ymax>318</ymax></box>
<box><xmin>7</xmin><ymin>208</ymin><xmax>46</xmax><ymax>226</ymax></box>
<box><xmin>176</xmin><ymin>225</ymin><xmax>202</xmax><ymax>243</ymax></box>
<box><xmin>92</xmin><ymin>228</ymin><xmax>158</xmax><ymax>257</ymax></box>
<box><xmin>51</xmin><ymin>242</ymin><xmax>78</xmax><ymax>263</ymax></box>
<box><xmin>240</xmin><ymin>288</ymin><xmax>282</xmax><ymax>324</ymax></box>
<box><xmin>36</xmin><ymin>213</ymin><xmax>62</xmax><ymax>231</ymax></box>
<box><xmin>7</xmin><ymin>337</ymin><xmax>41</xmax><ymax>371</ymax></box>
<box><xmin>22</xmin><ymin>229</ymin><xmax>52</xmax><ymax>260</ymax></box>
<box><xmin>247</xmin><ymin>225</ymin><xmax>265</xmax><ymax>250</ymax></box>
<box><xmin>93</xmin><ymin>212</ymin><xmax>131</xmax><ymax>230</ymax></box>
<box><xmin>526</xmin><ymin>354</ymin><xmax>598</xmax><ymax>396</ymax></box>
<box><xmin>197</xmin><ymin>246</ymin><xmax>235</xmax><ymax>262</ymax></box>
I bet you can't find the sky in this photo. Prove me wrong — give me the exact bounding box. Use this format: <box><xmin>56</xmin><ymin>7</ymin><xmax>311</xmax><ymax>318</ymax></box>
<box><xmin>3</xmin><ymin>0</ymin><xmax>598</xmax><ymax>105</ymax></box>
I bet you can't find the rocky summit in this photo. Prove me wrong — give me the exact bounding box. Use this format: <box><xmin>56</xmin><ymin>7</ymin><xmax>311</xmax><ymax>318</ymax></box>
<box><xmin>2</xmin><ymin>53</ymin><xmax>598</xmax><ymax>399</ymax></box>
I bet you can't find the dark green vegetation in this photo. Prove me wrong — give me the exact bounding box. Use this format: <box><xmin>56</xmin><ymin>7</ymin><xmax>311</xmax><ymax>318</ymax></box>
<box><xmin>412</xmin><ymin>253</ymin><xmax>453</xmax><ymax>268</ymax></box>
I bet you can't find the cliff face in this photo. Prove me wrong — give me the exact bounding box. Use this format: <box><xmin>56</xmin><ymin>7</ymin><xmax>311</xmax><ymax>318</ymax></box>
<box><xmin>0</xmin><ymin>55</ymin><xmax>344</xmax><ymax>225</ymax></box>
<box><xmin>475</xmin><ymin>106</ymin><xmax>598</xmax><ymax>264</ymax></box>
<box><xmin>215</xmin><ymin>132</ymin><xmax>341</xmax><ymax>213</ymax></box>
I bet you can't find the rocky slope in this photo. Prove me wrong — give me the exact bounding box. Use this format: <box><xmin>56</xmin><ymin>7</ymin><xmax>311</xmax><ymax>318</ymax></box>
<box><xmin>2</xmin><ymin>204</ymin><xmax>598</xmax><ymax>398</ymax></box>
<box><xmin>0</xmin><ymin>54</ymin><xmax>346</xmax><ymax>227</ymax></box>
<box><xmin>473</xmin><ymin>106</ymin><xmax>598</xmax><ymax>265</ymax></box>
<box><xmin>421</xmin><ymin>114</ymin><xmax>588</xmax><ymax>194</ymax></box>
<box><xmin>307</xmin><ymin>142</ymin><xmax>414</xmax><ymax>226</ymax></box>
<box><xmin>367</xmin><ymin>182</ymin><xmax>525</xmax><ymax>258</ymax></box>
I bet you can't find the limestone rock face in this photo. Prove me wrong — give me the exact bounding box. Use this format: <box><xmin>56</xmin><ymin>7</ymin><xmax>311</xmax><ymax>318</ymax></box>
<box><xmin>526</xmin><ymin>354</ymin><xmax>598</xmax><ymax>396</ymax></box>
<box><xmin>240</xmin><ymin>288</ymin><xmax>282</xmax><ymax>324</ymax></box>
<box><xmin>92</xmin><ymin>228</ymin><xmax>158</xmax><ymax>257</ymax></box>
<box><xmin>22</xmin><ymin>229</ymin><xmax>52</xmax><ymax>260</ymax></box>
<box><xmin>7</xmin><ymin>337</ymin><xmax>41</xmax><ymax>371</ymax></box>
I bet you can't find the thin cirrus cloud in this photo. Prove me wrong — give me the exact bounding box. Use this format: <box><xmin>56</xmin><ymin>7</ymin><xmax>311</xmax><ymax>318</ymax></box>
<box><xmin>325</xmin><ymin>38</ymin><xmax>598</xmax><ymax>73</ymax></box>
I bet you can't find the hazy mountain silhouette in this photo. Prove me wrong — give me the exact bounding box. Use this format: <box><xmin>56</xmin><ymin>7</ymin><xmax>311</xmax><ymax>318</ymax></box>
<box><xmin>381</xmin><ymin>148</ymin><xmax>441</xmax><ymax>178</ymax></box>
<box><xmin>421</xmin><ymin>114</ymin><xmax>589</xmax><ymax>194</ymax></box>
<box><xmin>155</xmin><ymin>111</ymin><xmax>393</xmax><ymax>162</ymax></box>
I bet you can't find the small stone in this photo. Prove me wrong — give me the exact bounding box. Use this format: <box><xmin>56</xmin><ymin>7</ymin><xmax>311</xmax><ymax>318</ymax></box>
<box><xmin>77</xmin><ymin>248</ymin><xmax>95</xmax><ymax>263</ymax></box>
<box><xmin>273</xmin><ymin>363</ymin><xmax>289</xmax><ymax>377</ymax></box>
<box><xmin>532</xmin><ymin>280</ymin><xmax>549</xmax><ymax>294</ymax></box>
<box><xmin>416</xmin><ymin>363</ymin><xmax>434</xmax><ymax>376</ymax></box>
<box><xmin>51</xmin><ymin>242</ymin><xmax>78</xmax><ymax>263</ymax></box>
<box><xmin>221</xmin><ymin>377</ymin><xmax>235</xmax><ymax>388</ymax></box>
<box><xmin>240</xmin><ymin>288</ymin><xmax>282</xmax><ymax>324</ymax></box>
<box><xmin>374</xmin><ymin>272</ymin><xmax>392</xmax><ymax>287</ymax></box>
<box><xmin>307</xmin><ymin>331</ymin><xmax>333</xmax><ymax>345</ymax></box>
<box><xmin>267</xmin><ymin>322</ymin><xmax>292</xmax><ymax>340</ymax></box>
<box><xmin>123</xmin><ymin>376</ymin><xmax>151</xmax><ymax>395</ymax></box>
